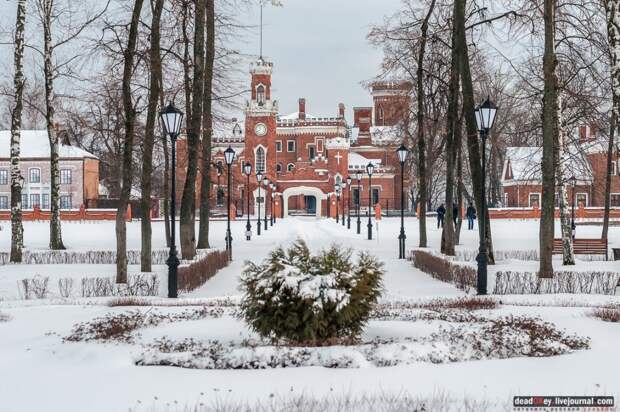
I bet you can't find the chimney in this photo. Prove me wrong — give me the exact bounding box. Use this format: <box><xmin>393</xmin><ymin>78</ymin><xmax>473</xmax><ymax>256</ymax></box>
<box><xmin>578</xmin><ymin>125</ymin><xmax>589</xmax><ymax>143</ymax></box>
<box><xmin>338</xmin><ymin>103</ymin><xmax>345</xmax><ymax>118</ymax></box>
<box><xmin>353</xmin><ymin>107</ymin><xmax>372</xmax><ymax>133</ymax></box>
<box><xmin>298</xmin><ymin>98</ymin><xmax>306</xmax><ymax>120</ymax></box>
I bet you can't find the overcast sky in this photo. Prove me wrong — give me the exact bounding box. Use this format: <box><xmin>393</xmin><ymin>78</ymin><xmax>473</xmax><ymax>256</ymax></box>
<box><xmin>237</xmin><ymin>0</ymin><xmax>403</xmax><ymax>118</ymax></box>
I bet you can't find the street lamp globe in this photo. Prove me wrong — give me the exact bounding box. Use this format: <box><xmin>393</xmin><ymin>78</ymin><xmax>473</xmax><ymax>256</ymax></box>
<box><xmin>475</xmin><ymin>97</ymin><xmax>498</xmax><ymax>132</ymax></box>
<box><xmin>355</xmin><ymin>170</ymin><xmax>362</xmax><ymax>181</ymax></box>
<box><xmin>263</xmin><ymin>176</ymin><xmax>269</xmax><ymax>187</ymax></box>
<box><xmin>216</xmin><ymin>164</ymin><xmax>222</xmax><ymax>177</ymax></box>
<box><xmin>159</xmin><ymin>102</ymin><xmax>184</xmax><ymax>137</ymax></box>
<box><xmin>396</xmin><ymin>144</ymin><xmax>409</xmax><ymax>164</ymax></box>
<box><xmin>243</xmin><ymin>162</ymin><xmax>252</xmax><ymax>176</ymax></box>
<box><xmin>224</xmin><ymin>146</ymin><xmax>236</xmax><ymax>165</ymax></box>
<box><xmin>366</xmin><ymin>162</ymin><xmax>375</xmax><ymax>177</ymax></box>
<box><xmin>569</xmin><ymin>175</ymin><xmax>577</xmax><ymax>186</ymax></box>
<box><xmin>346</xmin><ymin>175</ymin><xmax>352</xmax><ymax>186</ymax></box>
<box><xmin>256</xmin><ymin>170</ymin><xmax>263</xmax><ymax>183</ymax></box>
<box><xmin>334</xmin><ymin>183</ymin><xmax>340</xmax><ymax>193</ymax></box>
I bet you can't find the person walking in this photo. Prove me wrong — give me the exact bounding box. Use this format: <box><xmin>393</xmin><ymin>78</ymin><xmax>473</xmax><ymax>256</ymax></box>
<box><xmin>452</xmin><ymin>202</ymin><xmax>459</xmax><ymax>226</ymax></box>
<box><xmin>466</xmin><ymin>203</ymin><xmax>476</xmax><ymax>230</ymax></box>
<box><xmin>436</xmin><ymin>203</ymin><xmax>446</xmax><ymax>229</ymax></box>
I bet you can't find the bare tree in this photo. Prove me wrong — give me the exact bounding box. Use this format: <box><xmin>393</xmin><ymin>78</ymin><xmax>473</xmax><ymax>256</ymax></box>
<box><xmin>197</xmin><ymin>0</ymin><xmax>215</xmax><ymax>249</ymax></box>
<box><xmin>10</xmin><ymin>0</ymin><xmax>27</xmax><ymax>263</ymax></box>
<box><xmin>141</xmin><ymin>0</ymin><xmax>164</xmax><ymax>272</ymax></box>
<box><xmin>116</xmin><ymin>0</ymin><xmax>145</xmax><ymax>283</ymax></box>
<box><xmin>180</xmin><ymin>0</ymin><xmax>206</xmax><ymax>260</ymax></box>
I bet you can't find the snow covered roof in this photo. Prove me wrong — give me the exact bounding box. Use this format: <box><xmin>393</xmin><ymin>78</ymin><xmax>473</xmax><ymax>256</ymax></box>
<box><xmin>348</xmin><ymin>152</ymin><xmax>381</xmax><ymax>170</ymax></box>
<box><xmin>0</xmin><ymin>130</ymin><xmax>97</xmax><ymax>160</ymax></box>
<box><xmin>278</xmin><ymin>112</ymin><xmax>318</xmax><ymax>121</ymax></box>
<box><xmin>503</xmin><ymin>146</ymin><xmax>592</xmax><ymax>183</ymax></box>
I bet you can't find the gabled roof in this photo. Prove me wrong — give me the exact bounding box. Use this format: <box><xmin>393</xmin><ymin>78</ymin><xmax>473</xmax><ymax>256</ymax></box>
<box><xmin>0</xmin><ymin>130</ymin><xmax>97</xmax><ymax>159</ymax></box>
<box><xmin>502</xmin><ymin>146</ymin><xmax>592</xmax><ymax>183</ymax></box>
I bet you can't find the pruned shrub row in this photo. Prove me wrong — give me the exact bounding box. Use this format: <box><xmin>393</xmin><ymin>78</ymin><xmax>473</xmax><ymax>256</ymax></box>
<box><xmin>0</xmin><ymin>249</ymin><xmax>210</xmax><ymax>266</ymax></box>
<box><xmin>591</xmin><ymin>305</ymin><xmax>620</xmax><ymax>322</ymax></box>
<box><xmin>177</xmin><ymin>250</ymin><xmax>230</xmax><ymax>293</ymax></box>
<box><xmin>455</xmin><ymin>249</ymin><xmax>540</xmax><ymax>262</ymax></box>
<box><xmin>409</xmin><ymin>250</ymin><xmax>476</xmax><ymax>292</ymax></box>
<box><xmin>494</xmin><ymin>270</ymin><xmax>620</xmax><ymax>295</ymax></box>
<box><xmin>17</xmin><ymin>274</ymin><xmax>160</xmax><ymax>299</ymax></box>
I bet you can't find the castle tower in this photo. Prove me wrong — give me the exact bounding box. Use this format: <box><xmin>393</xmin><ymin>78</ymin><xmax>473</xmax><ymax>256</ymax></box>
<box><xmin>371</xmin><ymin>81</ymin><xmax>413</xmax><ymax>126</ymax></box>
<box><xmin>245</xmin><ymin>59</ymin><xmax>278</xmax><ymax>181</ymax></box>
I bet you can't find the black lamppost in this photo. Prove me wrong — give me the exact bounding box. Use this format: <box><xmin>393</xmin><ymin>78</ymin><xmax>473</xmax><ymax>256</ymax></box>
<box><xmin>397</xmin><ymin>144</ymin><xmax>409</xmax><ymax>259</ymax></box>
<box><xmin>244</xmin><ymin>162</ymin><xmax>252</xmax><ymax>240</ymax></box>
<box><xmin>356</xmin><ymin>170</ymin><xmax>362</xmax><ymax>234</ymax></box>
<box><xmin>569</xmin><ymin>175</ymin><xmax>576</xmax><ymax>239</ymax></box>
<box><xmin>159</xmin><ymin>102</ymin><xmax>183</xmax><ymax>298</ymax></box>
<box><xmin>366</xmin><ymin>162</ymin><xmax>374</xmax><ymax>240</ymax></box>
<box><xmin>474</xmin><ymin>97</ymin><xmax>498</xmax><ymax>296</ymax></box>
<box><xmin>334</xmin><ymin>183</ymin><xmax>340</xmax><ymax>223</ymax></box>
<box><xmin>270</xmin><ymin>183</ymin><xmax>276</xmax><ymax>225</ymax></box>
<box><xmin>223</xmin><ymin>146</ymin><xmax>236</xmax><ymax>261</ymax></box>
<box><xmin>256</xmin><ymin>170</ymin><xmax>263</xmax><ymax>236</ymax></box>
<box><xmin>346</xmin><ymin>176</ymin><xmax>352</xmax><ymax>229</ymax></box>
<box><xmin>263</xmin><ymin>176</ymin><xmax>269</xmax><ymax>231</ymax></box>
<box><xmin>341</xmin><ymin>181</ymin><xmax>346</xmax><ymax>226</ymax></box>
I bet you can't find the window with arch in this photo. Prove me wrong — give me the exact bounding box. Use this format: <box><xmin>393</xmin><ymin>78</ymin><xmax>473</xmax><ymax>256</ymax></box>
<box><xmin>276</xmin><ymin>163</ymin><xmax>282</xmax><ymax>173</ymax></box>
<box><xmin>255</xmin><ymin>146</ymin><xmax>266</xmax><ymax>173</ymax></box>
<box><xmin>287</xmin><ymin>163</ymin><xmax>295</xmax><ymax>172</ymax></box>
<box><xmin>256</xmin><ymin>84</ymin><xmax>265</xmax><ymax>106</ymax></box>
<box><xmin>216</xmin><ymin>187</ymin><xmax>225</xmax><ymax>207</ymax></box>
<box><xmin>29</xmin><ymin>168</ymin><xmax>41</xmax><ymax>183</ymax></box>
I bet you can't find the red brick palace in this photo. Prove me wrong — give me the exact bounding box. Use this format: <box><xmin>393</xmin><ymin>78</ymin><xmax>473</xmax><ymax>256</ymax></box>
<box><xmin>177</xmin><ymin>58</ymin><xmax>411</xmax><ymax>217</ymax></box>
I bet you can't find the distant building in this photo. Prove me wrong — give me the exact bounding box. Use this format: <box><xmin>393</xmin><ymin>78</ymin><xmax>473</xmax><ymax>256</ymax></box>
<box><xmin>0</xmin><ymin>130</ymin><xmax>100</xmax><ymax>210</ymax></box>
<box><xmin>501</xmin><ymin>126</ymin><xmax>620</xmax><ymax>208</ymax></box>
<box><xmin>177</xmin><ymin>58</ymin><xmax>413</xmax><ymax>217</ymax></box>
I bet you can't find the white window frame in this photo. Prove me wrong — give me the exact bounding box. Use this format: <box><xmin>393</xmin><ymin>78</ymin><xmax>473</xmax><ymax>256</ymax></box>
<box><xmin>0</xmin><ymin>195</ymin><xmax>8</xmax><ymax>209</ymax></box>
<box><xmin>29</xmin><ymin>167</ymin><xmax>41</xmax><ymax>184</ymax></box>
<box><xmin>287</xmin><ymin>140</ymin><xmax>296</xmax><ymax>152</ymax></box>
<box><xmin>576</xmin><ymin>192</ymin><xmax>589</xmax><ymax>207</ymax></box>
<box><xmin>610</xmin><ymin>192</ymin><xmax>620</xmax><ymax>207</ymax></box>
<box><xmin>60</xmin><ymin>169</ymin><xmax>72</xmax><ymax>185</ymax></box>
<box><xmin>254</xmin><ymin>145</ymin><xmax>267</xmax><ymax>173</ymax></box>
<box><xmin>275</xmin><ymin>141</ymin><xmax>282</xmax><ymax>152</ymax></box>
<box><xmin>287</xmin><ymin>163</ymin><xmax>295</xmax><ymax>172</ymax></box>
<box><xmin>528</xmin><ymin>192</ymin><xmax>541</xmax><ymax>208</ymax></box>
<box><xmin>0</xmin><ymin>169</ymin><xmax>8</xmax><ymax>185</ymax></box>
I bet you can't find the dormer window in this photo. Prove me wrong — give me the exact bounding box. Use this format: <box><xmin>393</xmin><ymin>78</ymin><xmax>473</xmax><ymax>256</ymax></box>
<box><xmin>256</xmin><ymin>84</ymin><xmax>266</xmax><ymax>106</ymax></box>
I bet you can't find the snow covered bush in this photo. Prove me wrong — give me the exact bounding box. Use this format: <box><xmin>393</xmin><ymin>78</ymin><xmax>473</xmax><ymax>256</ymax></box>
<box><xmin>591</xmin><ymin>305</ymin><xmax>620</xmax><ymax>322</ymax></box>
<box><xmin>240</xmin><ymin>240</ymin><xmax>384</xmax><ymax>345</ymax></box>
<box><xmin>17</xmin><ymin>276</ymin><xmax>50</xmax><ymax>299</ymax></box>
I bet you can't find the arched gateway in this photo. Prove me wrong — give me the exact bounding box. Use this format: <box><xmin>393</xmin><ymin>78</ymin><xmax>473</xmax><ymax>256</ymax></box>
<box><xmin>282</xmin><ymin>186</ymin><xmax>327</xmax><ymax>217</ymax></box>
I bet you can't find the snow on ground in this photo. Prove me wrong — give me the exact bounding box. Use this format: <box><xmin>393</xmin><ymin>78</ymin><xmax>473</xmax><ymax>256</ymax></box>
<box><xmin>0</xmin><ymin>217</ymin><xmax>619</xmax><ymax>411</ymax></box>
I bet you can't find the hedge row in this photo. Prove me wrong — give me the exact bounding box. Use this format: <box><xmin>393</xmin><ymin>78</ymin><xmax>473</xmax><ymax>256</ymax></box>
<box><xmin>178</xmin><ymin>250</ymin><xmax>230</xmax><ymax>293</ymax></box>
<box><xmin>409</xmin><ymin>250</ymin><xmax>476</xmax><ymax>292</ymax></box>
<box><xmin>494</xmin><ymin>270</ymin><xmax>619</xmax><ymax>295</ymax></box>
<box><xmin>0</xmin><ymin>249</ymin><xmax>210</xmax><ymax>265</ymax></box>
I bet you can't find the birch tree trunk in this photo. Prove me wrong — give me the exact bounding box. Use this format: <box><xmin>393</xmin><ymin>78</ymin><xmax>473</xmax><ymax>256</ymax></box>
<box><xmin>455</xmin><ymin>0</ymin><xmax>495</xmax><ymax>264</ymax></box>
<box><xmin>603</xmin><ymin>0</ymin><xmax>620</xmax><ymax>239</ymax></box>
<box><xmin>10</xmin><ymin>0</ymin><xmax>27</xmax><ymax>263</ymax></box>
<box><xmin>197</xmin><ymin>0</ymin><xmax>215</xmax><ymax>249</ymax></box>
<box><xmin>140</xmin><ymin>0</ymin><xmax>164</xmax><ymax>272</ymax></box>
<box><xmin>556</xmin><ymin>100</ymin><xmax>575</xmax><ymax>265</ymax></box>
<box><xmin>539</xmin><ymin>0</ymin><xmax>559</xmax><ymax>278</ymax></box>
<box><xmin>416</xmin><ymin>0</ymin><xmax>435</xmax><ymax>248</ymax></box>
<box><xmin>41</xmin><ymin>0</ymin><xmax>65</xmax><ymax>250</ymax></box>
<box><xmin>602</xmin><ymin>109</ymin><xmax>615</xmax><ymax>239</ymax></box>
<box><xmin>116</xmin><ymin>0</ymin><xmax>144</xmax><ymax>283</ymax></box>
<box><xmin>441</xmin><ymin>3</ymin><xmax>460</xmax><ymax>256</ymax></box>
<box><xmin>180</xmin><ymin>0</ymin><xmax>206</xmax><ymax>259</ymax></box>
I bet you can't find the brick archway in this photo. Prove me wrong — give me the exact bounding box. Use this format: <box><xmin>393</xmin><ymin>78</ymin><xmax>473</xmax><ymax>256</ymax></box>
<box><xmin>282</xmin><ymin>186</ymin><xmax>327</xmax><ymax>217</ymax></box>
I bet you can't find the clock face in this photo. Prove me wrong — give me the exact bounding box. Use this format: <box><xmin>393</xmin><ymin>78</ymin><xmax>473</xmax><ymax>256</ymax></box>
<box><xmin>254</xmin><ymin>123</ymin><xmax>267</xmax><ymax>136</ymax></box>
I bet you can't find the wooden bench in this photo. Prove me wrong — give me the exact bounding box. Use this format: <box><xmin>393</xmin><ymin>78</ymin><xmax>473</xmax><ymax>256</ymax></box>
<box><xmin>552</xmin><ymin>238</ymin><xmax>608</xmax><ymax>260</ymax></box>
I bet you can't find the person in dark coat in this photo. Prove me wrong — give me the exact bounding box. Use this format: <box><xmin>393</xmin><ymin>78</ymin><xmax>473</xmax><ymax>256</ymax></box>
<box><xmin>436</xmin><ymin>203</ymin><xmax>446</xmax><ymax>228</ymax></box>
<box><xmin>466</xmin><ymin>203</ymin><xmax>476</xmax><ymax>230</ymax></box>
<box><xmin>452</xmin><ymin>202</ymin><xmax>459</xmax><ymax>226</ymax></box>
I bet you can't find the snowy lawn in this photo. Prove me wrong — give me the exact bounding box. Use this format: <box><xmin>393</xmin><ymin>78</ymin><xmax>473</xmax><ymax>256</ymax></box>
<box><xmin>0</xmin><ymin>217</ymin><xmax>619</xmax><ymax>411</ymax></box>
